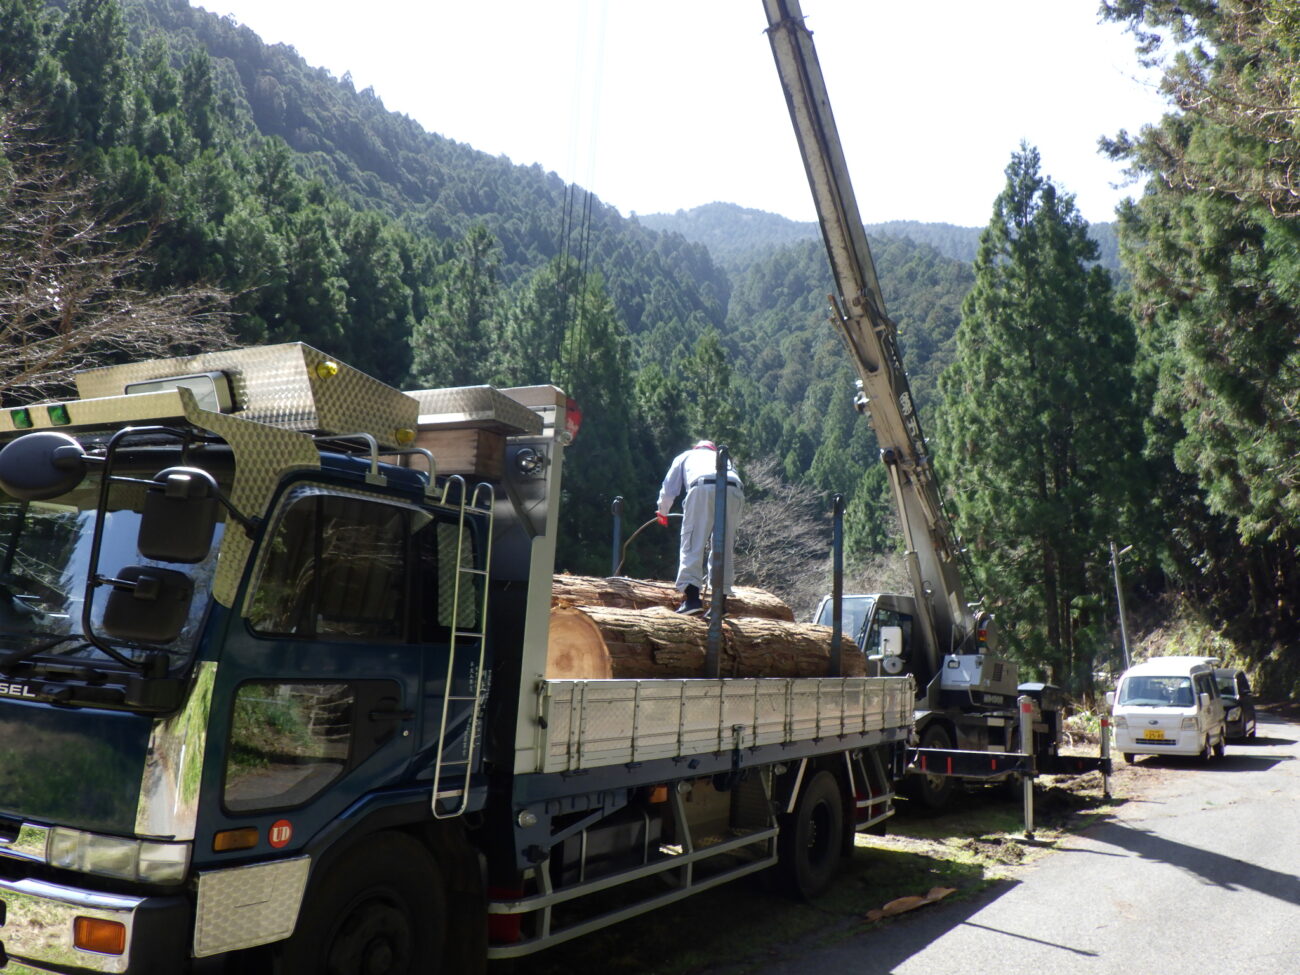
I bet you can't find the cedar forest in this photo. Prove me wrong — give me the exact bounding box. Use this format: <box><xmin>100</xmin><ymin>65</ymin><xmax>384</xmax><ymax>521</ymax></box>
<box><xmin>1</xmin><ymin>0</ymin><xmax>1296</xmax><ymax>697</ymax></box>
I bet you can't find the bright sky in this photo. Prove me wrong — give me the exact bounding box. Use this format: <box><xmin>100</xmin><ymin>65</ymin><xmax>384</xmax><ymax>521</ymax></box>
<box><xmin>200</xmin><ymin>0</ymin><xmax>1169</xmax><ymax>228</ymax></box>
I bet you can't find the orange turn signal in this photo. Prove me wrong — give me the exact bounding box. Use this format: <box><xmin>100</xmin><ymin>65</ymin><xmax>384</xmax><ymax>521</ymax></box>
<box><xmin>212</xmin><ymin>827</ymin><xmax>259</xmax><ymax>853</ymax></box>
<box><xmin>74</xmin><ymin>917</ymin><xmax>126</xmax><ymax>955</ymax></box>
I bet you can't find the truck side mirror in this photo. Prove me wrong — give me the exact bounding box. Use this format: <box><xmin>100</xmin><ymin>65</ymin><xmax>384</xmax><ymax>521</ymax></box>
<box><xmin>0</xmin><ymin>432</ymin><xmax>87</xmax><ymax>500</ymax></box>
<box><xmin>102</xmin><ymin>566</ymin><xmax>194</xmax><ymax>644</ymax></box>
<box><xmin>880</xmin><ymin>625</ymin><xmax>903</xmax><ymax>657</ymax></box>
<box><xmin>138</xmin><ymin>467</ymin><xmax>220</xmax><ymax>563</ymax></box>
<box><xmin>1105</xmin><ymin>691</ymin><xmax>1115</xmax><ymax>708</ymax></box>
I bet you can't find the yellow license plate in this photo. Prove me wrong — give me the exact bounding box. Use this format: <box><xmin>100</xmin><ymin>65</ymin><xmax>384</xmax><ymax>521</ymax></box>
<box><xmin>1142</xmin><ymin>729</ymin><xmax>1167</xmax><ymax>741</ymax></box>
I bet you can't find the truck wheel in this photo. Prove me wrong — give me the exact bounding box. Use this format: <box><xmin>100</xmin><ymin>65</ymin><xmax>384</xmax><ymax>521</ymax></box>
<box><xmin>776</xmin><ymin>770</ymin><xmax>844</xmax><ymax>900</ymax></box>
<box><xmin>908</xmin><ymin>725</ymin><xmax>956</xmax><ymax>810</ymax></box>
<box><xmin>275</xmin><ymin>832</ymin><xmax>446</xmax><ymax>975</ymax></box>
<box><xmin>1122</xmin><ymin>752</ymin><xmax>1136</xmax><ymax>764</ymax></box>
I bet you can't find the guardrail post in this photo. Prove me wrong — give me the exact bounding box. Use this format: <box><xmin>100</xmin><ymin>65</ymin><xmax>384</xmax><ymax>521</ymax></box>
<box><xmin>1018</xmin><ymin>694</ymin><xmax>1035</xmax><ymax>839</ymax></box>
<box><xmin>1099</xmin><ymin>711</ymin><xmax>1112</xmax><ymax>799</ymax></box>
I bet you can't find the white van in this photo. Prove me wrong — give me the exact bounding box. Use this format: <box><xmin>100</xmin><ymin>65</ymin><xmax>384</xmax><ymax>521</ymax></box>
<box><xmin>1111</xmin><ymin>656</ymin><xmax>1228</xmax><ymax>762</ymax></box>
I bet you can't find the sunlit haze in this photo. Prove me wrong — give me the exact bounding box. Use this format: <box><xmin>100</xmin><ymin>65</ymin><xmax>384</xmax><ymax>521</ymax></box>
<box><xmin>201</xmin><ymin>0</ymin><xmax>1168</xmax><ymax>227</ymax></box>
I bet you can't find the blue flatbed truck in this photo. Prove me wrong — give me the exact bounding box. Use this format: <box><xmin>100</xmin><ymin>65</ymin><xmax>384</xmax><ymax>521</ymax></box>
<box><xmin>0</xmin><ymin>343</ymin><xmax>915</xmax><ymax>974</ymax></box>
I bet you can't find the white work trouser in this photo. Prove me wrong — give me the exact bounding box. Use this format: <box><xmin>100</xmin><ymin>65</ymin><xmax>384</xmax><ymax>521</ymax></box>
<box><xmin>675</xmin><ymin>480</ymin><xmax>743</xmax><ymax>594</ymax></box>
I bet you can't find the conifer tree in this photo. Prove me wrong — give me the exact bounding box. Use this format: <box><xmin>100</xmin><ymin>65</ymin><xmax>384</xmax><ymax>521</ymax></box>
<box><xmin>937</xmin><ymin>145</ymin><xmax>1140</xmax><ymax>690</ymax></box>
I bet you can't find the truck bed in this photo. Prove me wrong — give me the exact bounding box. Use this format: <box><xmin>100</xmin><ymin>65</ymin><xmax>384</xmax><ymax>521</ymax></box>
<box><xmin>535</xmin><ymin>675</ymin><xmax>914</xmax><ymax>773</ymax></box>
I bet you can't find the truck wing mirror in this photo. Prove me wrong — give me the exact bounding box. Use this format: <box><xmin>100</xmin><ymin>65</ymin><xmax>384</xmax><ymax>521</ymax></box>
<box><xmin>0</xmin><ymin>432</ymin><xmax>87</xmax><ymax>500</ymax></box>
<box><xmin>101</xmin><ymin>566</ymin><xmax>194</xmax><ymax>644</ymax></box>
<box><xmin>1105</xmin><ymin>691</ymin><xmax>1115</xmax><ymax>708</ymax></box>
<box><xmin>138</xmin><ymin>467</ymin><xmax>220</xmax><ymax>563</ymax></box>
<box><xmin>880</xmin><ymin>625</ymin><xmax>904</xmax><ymax>656</ymax></box>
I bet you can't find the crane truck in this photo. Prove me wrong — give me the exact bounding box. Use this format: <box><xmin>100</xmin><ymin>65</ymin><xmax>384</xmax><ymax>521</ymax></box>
<box><xmin>765</xmin><ymin>0</ymin><xmax>1103</xmax><ymax>808</ymax></box>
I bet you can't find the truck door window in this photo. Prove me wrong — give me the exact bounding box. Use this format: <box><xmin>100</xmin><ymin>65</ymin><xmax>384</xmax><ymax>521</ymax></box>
<box><xmin>224</xmin><ymin>681</ymin><xmax>353</xmax><ymax>812</ymax></box>
<box><xmin>249</xmin><ymin>493</ymin><xmax>409</xmax><ymax>641</ymax></box>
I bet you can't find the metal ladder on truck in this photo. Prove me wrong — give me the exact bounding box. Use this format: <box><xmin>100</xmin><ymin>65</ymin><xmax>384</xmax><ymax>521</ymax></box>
<box><xmin>431</xmin><ymin>475</ymin><xmax>496</xmax><ymax>819</ymax></box>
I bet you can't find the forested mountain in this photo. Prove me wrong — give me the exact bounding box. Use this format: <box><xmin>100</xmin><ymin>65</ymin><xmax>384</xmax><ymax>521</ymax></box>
<box><xmin>3</xmin><ymin>0</ymin><xmax>1294</xmax><ymax>693</ymax></box>
<box><xmin>640</xmin><ymin>202</ymin><xmax>1121</xmax><ymax>275</ymax></box>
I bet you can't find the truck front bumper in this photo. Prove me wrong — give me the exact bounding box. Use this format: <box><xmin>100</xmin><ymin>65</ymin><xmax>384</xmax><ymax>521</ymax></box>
<box><xmin>0</xmin><ymin>875</ymin><xmax>187</xmax><ymax>974</ymax></box>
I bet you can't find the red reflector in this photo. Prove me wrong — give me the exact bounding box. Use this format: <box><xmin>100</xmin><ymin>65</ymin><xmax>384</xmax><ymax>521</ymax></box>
<box><xmin>945</xmin><ymin>757</ymin><xmax>953</xmax><ymax>775</ymax></box>
<box><xmin>488</xmin><ymin>887</ymin><xmax>523</xmax><ymax>945</ymax></box>
<box><xmin>564</xmin><ymin>398</ymin><xmax>582</xmax><ymax>443</ymax></box>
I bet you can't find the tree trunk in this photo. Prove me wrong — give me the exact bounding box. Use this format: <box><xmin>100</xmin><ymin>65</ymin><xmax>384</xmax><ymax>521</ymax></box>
<box><xmin>551</xmin><ymin>574</ymin><xmax>794</xmax><ymax>622</ymax></box>
<box><xmin>546</xmin><ymin>605</ymin><xmax>864</xmax><ymax>680</ymax></box>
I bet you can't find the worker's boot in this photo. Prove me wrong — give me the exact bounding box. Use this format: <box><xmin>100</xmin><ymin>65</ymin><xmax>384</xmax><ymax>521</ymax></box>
<box><xmin>676</xmin><ymin>584</ymin><xmax>703</xmax><ymax>615</ymax></box>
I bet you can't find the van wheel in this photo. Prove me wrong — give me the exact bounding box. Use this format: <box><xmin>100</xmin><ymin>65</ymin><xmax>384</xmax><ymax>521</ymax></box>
<box><xmin>1122</xmin><ymin>753</ymin><xmax>1136</xmax><ymax>764</ymax></box>
<box><xmin>777</xmin><ymin>770</ymin><xmax>845</xmax><ymax>900</ymax></box>
<box><xmin>274</xmin><ymin>832</ymin><xmax>445</xmax><ymax>975</ymax></box>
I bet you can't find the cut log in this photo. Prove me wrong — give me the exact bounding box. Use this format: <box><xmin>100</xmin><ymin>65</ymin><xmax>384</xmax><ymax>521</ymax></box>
<box><xmin>545</xmin><ymin>605</ymin><xmax>864</xmax><ymax>680</ymax></box>
<box><xmin>551</xmin><ymin>574</ymin><xmax>794</xmax><ymax>622</ymax></box>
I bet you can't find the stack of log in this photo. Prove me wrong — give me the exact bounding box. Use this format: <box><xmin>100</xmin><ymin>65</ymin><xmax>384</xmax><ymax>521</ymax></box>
<box><xmin>546</xmin><ymin>574</ymin><xmax>863</xmax><ymax>680</ymax></box>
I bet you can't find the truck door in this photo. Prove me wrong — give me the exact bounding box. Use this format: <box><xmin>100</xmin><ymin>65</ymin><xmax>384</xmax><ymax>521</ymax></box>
<box><xmin>197</xmin><ymin>486</ymin><xmax>438</xmax><ymax>863</ymax></box>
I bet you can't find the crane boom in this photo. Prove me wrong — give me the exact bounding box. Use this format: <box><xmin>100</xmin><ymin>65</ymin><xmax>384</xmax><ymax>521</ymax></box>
<box><xmin>762</xmin><ymin>0</ymin><xmax>972</xmax><ymax>684</ymax></box>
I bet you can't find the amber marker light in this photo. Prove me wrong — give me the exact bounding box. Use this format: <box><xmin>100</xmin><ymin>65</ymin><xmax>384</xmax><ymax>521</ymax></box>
<box><xmin>314</xmin><ymin>360</ymin><xmax>340</xmax><ymax>379</ymax></box>
<box><xmin>212</xmin><ymin>827</ymin><xmax>259</xmax><ymax>852</ymax></box>
<box><xmin>74</xmin><ymin>917</ymin><xmax>126</xmax><ymax>955</ymax></box>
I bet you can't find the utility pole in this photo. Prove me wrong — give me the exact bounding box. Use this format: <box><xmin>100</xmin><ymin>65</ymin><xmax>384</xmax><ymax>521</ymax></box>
<box><xmin>1109</xmin><ymin>540</ymin><xmax>1133</xmax><ymax>671</ymax></box>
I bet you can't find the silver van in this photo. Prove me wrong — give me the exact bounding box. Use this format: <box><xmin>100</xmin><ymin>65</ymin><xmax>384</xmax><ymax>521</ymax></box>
<box><xmin>1111</xmin><ymin>656</ymin><xmax>1228</xmax><ymax>762</ymax></box>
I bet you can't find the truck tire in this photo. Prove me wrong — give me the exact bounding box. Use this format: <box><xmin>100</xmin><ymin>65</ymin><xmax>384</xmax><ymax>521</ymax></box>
<box><xmin>275</xmin><ymin>831</ymin><xmax>446</xmax><ymax>975</ymax></box>
<box><xmin>776</xmin><ymin>770</ymin><xmax>845</xmax><ymax>900</ymax></box>
<box><xmin>908</xmin><ymin>724</ymin><xmax>956</xmax><ymax>810</ymax></box>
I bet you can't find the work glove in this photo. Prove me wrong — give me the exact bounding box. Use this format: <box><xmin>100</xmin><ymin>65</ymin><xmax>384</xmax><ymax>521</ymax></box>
<box><xmin>656</xmin><ymin>511</ymin><xmax>669</xmax><ymax>526</ymax></box>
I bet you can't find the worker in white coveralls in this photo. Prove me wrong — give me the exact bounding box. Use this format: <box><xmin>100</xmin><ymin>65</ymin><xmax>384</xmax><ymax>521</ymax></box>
<box><xmin>655</xmin><ymin>440</ymin><xmax>744</xmax><ymax>615</ymax></box>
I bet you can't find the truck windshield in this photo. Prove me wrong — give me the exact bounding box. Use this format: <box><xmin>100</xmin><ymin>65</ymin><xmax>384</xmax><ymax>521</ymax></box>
<box><xmin>815</xmin><ymin>595</ymin><xmax>875</xmax><ymax>644</ymax></box>
<box><xmin>0</xmin><ymin>452</ymin><xmax>227</xmax><ymax>669</ymax></box>
<box><xmin>1118</xmin><ymin>676</ymin><xmax>1194</xmax><ymax>707</ymax></box>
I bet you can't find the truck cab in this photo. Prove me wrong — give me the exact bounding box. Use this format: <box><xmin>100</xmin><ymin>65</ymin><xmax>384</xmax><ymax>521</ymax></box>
<box><xmin>0</xmin><ymin>343</ymin><xmax>552</xmax><ymax>971</ymax></box>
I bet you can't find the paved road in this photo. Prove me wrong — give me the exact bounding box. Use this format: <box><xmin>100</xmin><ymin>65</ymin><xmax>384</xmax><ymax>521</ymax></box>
<box><xmin>756</xmin><ymin>712</ymin><xmax>1300</xmax><ymax>975</ymax></box>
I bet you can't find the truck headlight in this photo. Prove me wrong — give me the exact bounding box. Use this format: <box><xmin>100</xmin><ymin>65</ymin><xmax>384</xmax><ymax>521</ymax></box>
<box><xmin>1225</xmin><ymin>707</ymin><xmax>1241</xmax><ymax>722</ymax></box>
<box><xmin>1180</xmin><ymin>717</ymin><xmax>1199</xmax><ymax>730</ymax></box>
<box><xmin>1113</xmin><ymin>715</ymin><xmax>1127</xmax><ymax>729</ymax></box>
<box><xmin>47</xmin><ymin>828</ymin><xmax>190</xmax><ymax>885</ymax></box>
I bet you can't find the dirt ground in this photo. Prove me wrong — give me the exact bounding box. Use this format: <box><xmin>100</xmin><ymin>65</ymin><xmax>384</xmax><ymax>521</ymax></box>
<box><xmin>508</xmin><ymin>735</ymin><xmax>1143</xmax><ymax>975</ymax></box>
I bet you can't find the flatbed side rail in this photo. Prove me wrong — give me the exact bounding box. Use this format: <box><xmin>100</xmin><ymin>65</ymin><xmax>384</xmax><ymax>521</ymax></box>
<box><xmin>536</xmin><ymin>676</ymin><xmax>914</xmax><ymax>774</ymax></box>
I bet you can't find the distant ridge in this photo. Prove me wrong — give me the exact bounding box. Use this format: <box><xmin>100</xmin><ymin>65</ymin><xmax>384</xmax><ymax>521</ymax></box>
<box><xmin>638</xmin><ymin>202</ymin><xmax>1119</xmax><ymax>273</ymax></box>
